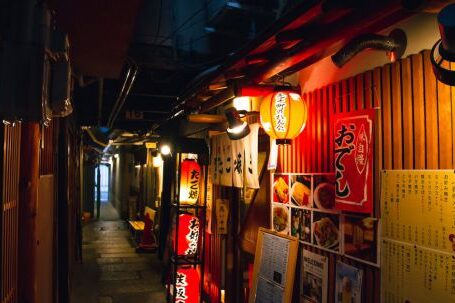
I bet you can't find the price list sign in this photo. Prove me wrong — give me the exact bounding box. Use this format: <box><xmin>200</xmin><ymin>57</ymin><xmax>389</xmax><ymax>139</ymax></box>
<box><xmin>381</xmin><ymin>170</ymin><xmax>455</xmax><ymax>302</ymax></box>
<box><xmin>381</xmin><ymin>170</ymin><xmax>455</xmax><ymax>254</ymax></box>
<box><xmin>381</xmin><ymin>240</ymin><xmax>455</xmax><ymax>302</ymax></box>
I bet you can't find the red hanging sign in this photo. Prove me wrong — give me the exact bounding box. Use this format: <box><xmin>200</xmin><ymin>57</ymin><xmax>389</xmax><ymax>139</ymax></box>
<box><xmin>180</xmin><ymin>159</ymin><xmax>201</xmax><ymax>205</ymax></box>
<box><xmin>174</xmin><ymin>214</ymin><xmax>200</xmax><ymax>256</ymax></box>
<box><xmin>175</xmin><ymin>267</ymin><xmax>200</xmax><ymax>303</ymax></box>
<box><xmin>333</xmin><ymin>109</ymin><xmax>374</xmax><ymax>213</ymax></box>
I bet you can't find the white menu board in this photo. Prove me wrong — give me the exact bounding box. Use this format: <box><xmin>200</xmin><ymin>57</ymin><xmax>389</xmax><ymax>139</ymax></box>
<box><xmin>249</xmin><ymin>228</ymin><xmax>298</xmax><ymax>303</ymax></box>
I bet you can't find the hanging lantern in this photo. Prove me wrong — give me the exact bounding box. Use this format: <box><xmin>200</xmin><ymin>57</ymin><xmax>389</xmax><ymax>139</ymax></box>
<box><xmin>173</xmin><ymin>213</ymin><xmax>200</xmax><ymax>256</ymax></box>
<box><xmin>174</xmin><ymin>266</ymin><xmax>200</xmax><ymax>303</ymax></box>
<box><xmin>179</xmin><ymin>159</ymin><xmax>201</xmax><ymax>205</ymax></box>
<box><xmin>259</xmin><ymin>90</ymin><xmax>308</xmax><ymax>144</ymax></box>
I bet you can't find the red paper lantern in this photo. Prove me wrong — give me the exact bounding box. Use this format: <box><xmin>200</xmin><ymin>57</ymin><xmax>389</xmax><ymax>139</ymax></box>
<box><xmin>174</xmin><ymin>213</ymin><xmax>199</xmax><ymax>256</ymax></box>
<box><xmin>175</xmin><ymin>266</ymin><xmax>200</xmax><ymax>303</ymax></box>
<box><xmin>179</xmin><ymin>159</ymin><xmax>201</xmax><ymax>205</ymax></box>
<box><xmin>260</xmin><ymin>90</ymin><xmax>308</xmax><ymax>144</ymax></box>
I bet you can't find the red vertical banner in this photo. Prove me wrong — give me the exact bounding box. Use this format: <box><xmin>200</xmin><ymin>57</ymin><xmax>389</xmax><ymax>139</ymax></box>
<box><xmin>333</xmin><ymin>109</ymin><xmax>374</xmax><ymax>213</ymax></box>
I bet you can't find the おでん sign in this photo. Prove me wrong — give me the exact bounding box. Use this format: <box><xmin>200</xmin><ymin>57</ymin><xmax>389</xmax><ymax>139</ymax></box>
<box><xmin>333</xmin><ymin>109</ymin><xmax>374</xmax><ymax>213</ymax></box>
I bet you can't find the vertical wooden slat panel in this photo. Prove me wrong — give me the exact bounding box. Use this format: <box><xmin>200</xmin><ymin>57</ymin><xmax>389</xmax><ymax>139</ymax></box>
<box><xmin>341</xmin><ymin>79</ymin><xmax>349</xmax><ymax>113</ymax></box>
<box><xmin>328</xmin><ymin>84</ymin><xmax>335</xmax><ymax>171</ymax></box>
<box><xmin>411</xmin><ymin>53</ymin><xmax>426</xmax><ymax>169</ymax></box>
<box><xmin>372</xmin><ymin>66</ymin><xmax>383</xmax><ymax>217</ymax></box>
<box><xmin>335</xmin><ymin>82</ymin><xmax>342</xmax><ymax>114</ymax></box>
<box><xmin>322</xmin><ymin>86</ymin><xmax>328</xmax><ymax>172</ymax></box>
<box><xmin>276</xmin><ymin>51</ymin><xmax>455</xmax><ymax>303</ymax></box>
<box><xmin>364</xmin><ymin>71</ymin><xmax>373</xmax><ymax>109</ymax></box>
<box><xmin>349</xmin><ymin>77</ymin><xmax>356</xmax><ymax>111</ymax></box>
<box><xmin>381</xmin><ymin>64</ymin><xmax>393</xmax><ymax>169</ymax></box>
<box><xmin>391</xmin><ymin>61</ymin><xmax>403</xmax><ymax>169</ymax></box>
<box><xmin>401</xmin><ymin>57</ymin><xmax>414</xmax><ymax>169</ymax></box>
<box><xmin>311</xmin><ymin>90</ymin><xmax>316</xmax><ymax>172</ymax></box>
<box><xmin>437</xmin><ymin>60</ymin><xmax>453</xmax><ymax>169</ymax></box>
<box><xmin>356</xmin><ymin>74</ymin><xmax>365</xmax><ymax>110</ymax></box>
<box><xmin>423</xmin><ymin>50</ymin><xmax>439</xmax><ymax>169</ymax></box>
<box><xmin>316</xmin><ymin>88</ymin><xmax>322</xmax><ymax>172</ymax></box>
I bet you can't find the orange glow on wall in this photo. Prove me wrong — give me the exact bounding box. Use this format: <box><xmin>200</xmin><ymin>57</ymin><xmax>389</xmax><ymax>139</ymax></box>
<box><xmin>179</xmin><ymin>159</ymin><xmax>201</xmax><ymax>205</ymax></box>
<box><xmin>259</xmin><ymin>90</ymin><xmax>308</xmax><ymax>144</ymax></box>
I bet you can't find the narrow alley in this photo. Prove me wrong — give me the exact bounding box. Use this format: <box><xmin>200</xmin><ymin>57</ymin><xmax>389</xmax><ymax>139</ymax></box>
<box><xmin>71</xmin><ymin>203</ymin><xmax>166</xmax><ymax>303</ymax></box>
<box><xmin>2</xmin><ymin>1</ymin><xmax>455</xmax><ymax>303</ymax></box>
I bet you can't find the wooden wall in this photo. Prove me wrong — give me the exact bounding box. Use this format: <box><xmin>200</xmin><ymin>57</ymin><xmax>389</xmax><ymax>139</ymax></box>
<box><xmin>277</xmin><ymin>50</ymin><xmax>455</xmax><ymax>302</ymax></box>
<box><xmin>1</xmin><ymin>123</ymin><xmax>21</xmax><ymax>303</ymax></box>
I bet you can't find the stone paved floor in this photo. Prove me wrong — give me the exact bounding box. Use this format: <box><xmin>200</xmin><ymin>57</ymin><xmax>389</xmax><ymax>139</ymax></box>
<box><xmin>70</xmin><ymin>203</ymin><xmax>166</xmax><ymax>303</ymax></box>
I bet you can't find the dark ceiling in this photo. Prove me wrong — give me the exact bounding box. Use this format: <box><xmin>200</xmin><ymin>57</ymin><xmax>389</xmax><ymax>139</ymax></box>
<box><xmin>50</xmin><ymin>0</ymin><xmax>441</xmax><ymax>136</ymax></box>
<box><xmin>51</xmin><ymin>0</ymin><xmax>285</xmax><ymax>131</ymax></box>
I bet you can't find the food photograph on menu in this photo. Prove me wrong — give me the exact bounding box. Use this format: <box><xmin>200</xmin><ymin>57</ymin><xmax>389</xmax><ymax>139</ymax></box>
<box><xmin>300</xmin><ymin>209</ymin><xmax>312</xmax><ymax>243</ymax></box>
<box><xmin>312</xmin><ymin>174</ymin><xmax>336</xmax><ymax>211</ymax></box>
<box><xmin>343</xmin><ymin>216</ymin><xmax>378</xmax><ymax>264</ymax></box>
<box><xmin>290</xmin><ymin>174</ymin><xmax>312</xmax><ymax>207</ymax></box>
<box><xmin>291</xmin><ymin>208</ymin><xmax>303</xmax><ymax>238</ymax></box>
<box><xmin>273</xmin><ymin>174</ymin><xmax>290</xmax><ymax>203</ymax></box>
<box><xmin>312</xmin><ymin>211</ymin><xmax>340</xmax><ymax>251</ymax></box>
<box><xmin>272</xmin><ymin>204</ymin><xmax>290</xmax><ymax>235</ymax></box>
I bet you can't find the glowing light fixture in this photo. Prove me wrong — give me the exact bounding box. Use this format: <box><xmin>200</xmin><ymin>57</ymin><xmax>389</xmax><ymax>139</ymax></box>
<box><xmin>225</xmin><ymin>107</ymin><xmax>250</xmax><ymax>140</ymax></box>
<box><xmin>113</xmin><ymin>153</ymin><xmax>119</xmax><ymax>159</ymax></box>
<box><xmin>260</xmin><ymin>89</ymin><xmax>307</xmax><ymax>144</ymax></box>
<box><xmin>160</xmin><ymin>144</ymin><xmax>171</xmax><ymax>156</ymax></box>
<box><xmin>233</xmin><ymin>96</ymin><xmax>252</xmax><ymax>112</ymax></box>
<box><xmin>153</xmin><ymin>154</ymin><xmax>163</xmax><ymax>167</ymax></box>
<box><xmin>430</xmin><ymin>3</ymin><xmax>455</xmax><ymax>86</ymax></box>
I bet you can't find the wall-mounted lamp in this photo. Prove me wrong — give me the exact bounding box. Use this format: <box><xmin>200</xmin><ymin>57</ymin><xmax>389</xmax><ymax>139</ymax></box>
<box><xmin>232</xmin><ymin>96</ymin><xmax>252</xmax><ymax>112</ymax></box>
<box><xmin>159</xmin><ymin>143</ymin><xmax>172</xmax><ymax>156</ymax></box>
<box><xmin>431</xmin><ymin>3</ymin><xmax>455</xmax><ymax>86</ymax></box>
<box><xmin>113</xmin><ymin>153</ymin><xmax>119</xmax><ymax>159</ymax></box>
<box><xmin>225</xmin><ymin>107</ymin><xmax>250</xmax><ymax>140</ymax></box>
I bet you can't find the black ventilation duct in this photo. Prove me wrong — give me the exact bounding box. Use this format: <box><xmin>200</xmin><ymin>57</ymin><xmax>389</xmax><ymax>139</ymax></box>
<box><xmin>430</xmin><ymin>3</ymin><xmax>455</xmax><ymax>86</ymax></box>
<box><xmin>331</xmin><ymin>29</ymin><xmax>407</xmax><ymax>68</ymax></box>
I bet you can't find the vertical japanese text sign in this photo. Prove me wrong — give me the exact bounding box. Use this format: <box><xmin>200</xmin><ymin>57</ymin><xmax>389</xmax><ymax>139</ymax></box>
<box><xmin>333</xmin><ymin>109</ymin><xmax>374</xmax><ymax>213</ymax></box>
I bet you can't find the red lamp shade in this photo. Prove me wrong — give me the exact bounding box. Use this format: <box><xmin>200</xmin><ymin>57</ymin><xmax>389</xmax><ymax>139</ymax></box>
<box><xmin>260</xmin><ymin>90</ymin><xmax>308</xmax><ymax>144</ymax></box>
<box><xmin>175</xmin><ymin>266</ymin><xmax>200</xmax><ymax>303</ymax></box>
<box><xmin>179</xmin><ymin>159</ymin><xmax>201</xmax><ymax>205</ymax></box>
<box><xmin>174</xmin><ymin>213</ymin><xmax>200</xmax><ymax>256</ymax></box>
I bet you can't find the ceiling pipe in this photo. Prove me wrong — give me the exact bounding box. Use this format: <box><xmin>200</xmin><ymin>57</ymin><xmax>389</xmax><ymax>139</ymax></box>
<box><xmin>252</xmin><ymin>1</ymin><xmax>409</xmax><ymax>82</ymax></box>
<box><xmin>331</xmin><ymin>28</ymin><xmax>407</xmax><ymax>67</ymax></box>
<box><xmin>107</xmin><ymin>59</ymin><xmax>138</xmax><ymax>128</ymax></box>
<box><xmin>199</xmin><ymin>86</ymin><xmax>237</xmax><ymax>113</ymax></box>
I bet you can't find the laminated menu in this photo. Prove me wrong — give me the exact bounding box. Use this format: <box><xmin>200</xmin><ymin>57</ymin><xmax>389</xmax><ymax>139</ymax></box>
<box><xmin>381</xmin><ymin>240</ymin><xmax>455</xmax><ymax>302</ymax></box>
<box><xmin>381</xmin><ymin>170</ymin><xmax>455</xmax><ymax>254</ymax></box>
<box><xmin>381</xmin><ymin>170</ymin><xmax>455</xmax><ymax>302</ymax></box>
<box><xmin>249</xmin><ymin>228</ymin><xmax>298</xmax><ymax>303</ymax></box>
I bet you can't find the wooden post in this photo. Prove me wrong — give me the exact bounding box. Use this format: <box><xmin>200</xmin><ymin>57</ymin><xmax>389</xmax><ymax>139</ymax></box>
<box><xmin>18</xmin><ymin>122</ymin><xmax>40</xmax><ymax>303</ymax></box>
